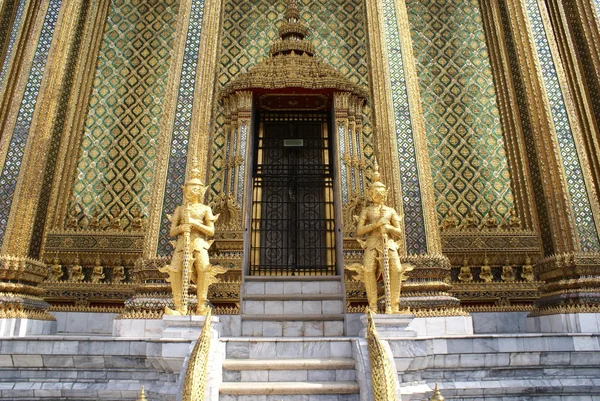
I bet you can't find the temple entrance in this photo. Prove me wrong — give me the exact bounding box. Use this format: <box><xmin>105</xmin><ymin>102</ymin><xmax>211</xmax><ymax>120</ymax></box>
<box><xmin>249</xmin><ymin>112</ymin><xmax>336</xmax><ymax>276</ymax></box>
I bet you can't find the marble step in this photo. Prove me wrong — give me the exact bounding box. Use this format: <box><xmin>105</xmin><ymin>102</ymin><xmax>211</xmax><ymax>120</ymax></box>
<box><xmin>241</xmin><ymin>317</ymin><xmax>344</xmax><ymax>337</ymax></box>
<box><xmin>224</xmin><ymin>338</ymin><xmax>354</xmax><ymax>359</ymax></box>
<box><xmin>222</xmin><ymin>358</ymin><xmax>356</xmax><ymax>382</ymax></box>
<box><xmin>244</xmin><ymin>276</ymin><xmax>342</xmax><ymax>296</ymax></box>
<box><xmin>219</xmin><ymin>381</ymin><xmax>360</xmax><ymax>395</ymax></box>
<box><xmin>243</xmin><ymin>298</ymin><xmax>344</xmax><ymax>315</ymax></box>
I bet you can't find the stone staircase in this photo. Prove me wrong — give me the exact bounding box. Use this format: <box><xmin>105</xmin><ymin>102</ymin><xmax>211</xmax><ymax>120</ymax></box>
<box><xmin>219</xmin><ymin>337</ymin><xmax>360</xmax><ymax>401</ymax></box>
<box><xmin>241</xmin><ymin>276</ymin><xmax>345</xmax><ymax>337</ymax></box>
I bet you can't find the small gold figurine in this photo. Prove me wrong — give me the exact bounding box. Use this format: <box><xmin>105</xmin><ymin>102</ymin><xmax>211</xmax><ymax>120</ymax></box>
<box><xmin>507</xmin><ymin>208</ymin><xmax>521</xmax><ymax>230</ymax></box>
<box><xmin>346</xmin><ymin>160</ymin><xmax>413</xmax><ymax>313</ymax></box>
<box><xmin>87</xmin><ymin>206</ymin><xmax>101</xmax><ymax>230</ymax></box>
<box><xmin>458</xmin><ymin>257</ymin><xmax>473</xmax><ymax>282</ymax></box>
<box><xmin>109</xmin><ymin>206</ymin><xmax>121</xmax><ymax>230</ymax></box>
<box><xmin>69</xmin><ymin>256</ymin><xmax>85</xmax><ymax>282</ymax></box>
<box><xmin>66</xmin><ymin>204</ymin><xmax>81</xmax><ymax>230</ymax></box>
<box><xmin>461</xmin><ymin>209</ymin><xmax>478</xmax><ymax>230</ymax></box>
<box><xmin>130</xmin><ymin>206</ymin><xmax>144</xmax><ymax>231</ymax></box>
<box><xmin>521</xmin><ymin>255</ymin><xmax>535</xmax><ymax>282</ymax></box>
<box><xmin>479</xmin><ymin>254</ymin><xmax>494</xmax><ymax>283</ymax></box>
<box><xmin>48</xmin><ymin>256</ymin><xmax>63</xmax><ymax>282</ymax></box>
<box><xmin>440</xmin><ymin>209</ymin><xmax>459</xmax><ymax>231</ymax></box>
<box><xmin>483</xmin><ymin>209</ymin><xmax>499</xmax><ymax>230</ymax></box>
<box><xmin>158</xmin><ymin>159</ymin><xmax>226</xmax><ymax>315</ymax></box>
<box><xmin>112</xmin><ymin>265</ymin><xmax>126</xmax><ymax>283</ymax></box>
<box><xmin>501</xmin><ymin>257</ymin><xmax>516</xmax><ymax>282</ymax></box>
<box><xmin>91</xmin><ymin>256</ymin><xmax>105</xmax><ymax>283</ymax></box>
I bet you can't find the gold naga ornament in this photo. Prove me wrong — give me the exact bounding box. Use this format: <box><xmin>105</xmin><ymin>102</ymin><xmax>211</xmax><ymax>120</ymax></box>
<box><xmin>159</xmin><ymin>160</ymin><xmax>226</xmax><ymax>315</ymax></box>
<box><xmin>346</xmin><ymin>160</ymin><xmax>413</xmax><ymax>313</ymax></box>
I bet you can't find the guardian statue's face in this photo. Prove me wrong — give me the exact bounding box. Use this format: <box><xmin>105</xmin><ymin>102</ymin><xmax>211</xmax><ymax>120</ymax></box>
<box><xmin>369</xmin><ymin>186</ymin><xmax>387</xmax><ymax>204</ymax></box>
<box><xmin>184</xmin><ymin>183</ymin><xmax>205</xmax><ymax>202</ymax></box>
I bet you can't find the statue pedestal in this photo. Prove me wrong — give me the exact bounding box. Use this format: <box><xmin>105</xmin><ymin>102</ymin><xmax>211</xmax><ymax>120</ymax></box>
<box><xmin>160</xmin><ymin>315</ymin><xmax>220</xmax><ymax>339</ymax></box>
<box><xmin>359</xmin><ymin>313</ymin><xmax>416</xmax><ymax>338</ymax></box>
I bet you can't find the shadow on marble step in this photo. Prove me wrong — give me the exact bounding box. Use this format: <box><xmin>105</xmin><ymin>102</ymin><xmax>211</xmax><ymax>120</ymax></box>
<box><xmin>224</xmin><ymin>339</ymin><xmax>354</xmax><ymax>359</ymax></box>
<box><xmin>244</xmin><ymin>278</ymin><xmax>342</xmax><ymax>296</ymax></box>
<box><xmin>243</xmin><ymin>300</ymin><xmax>344</xmax><ymax>315</ymax></box>
<box><xmin>242</xmin><ymin>320</ymin><xmax>344</xmax><ymax>336</ymax></box>
<box><xmin>223</xmin><ymin>368</ymin><xmax>357</xmax><ymax>383</ymax></box>
<box><xmin>220</xmin><ymin>394</ymin><xmax>359</xmax><ymax>401</ymax></box>
<box><xmin>219</xmin><ymin>381</ymin><xmax>359</xmax><ymax>395</ymax></box>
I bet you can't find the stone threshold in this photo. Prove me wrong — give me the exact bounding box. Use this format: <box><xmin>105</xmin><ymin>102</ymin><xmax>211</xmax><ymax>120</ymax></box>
<box><xmin>223</xmin><ymin>358</ymin><xmax>355</xmax><ymax>370</ymax></box>
<box><xmin>243</xmin><ymin>294</ymin><xmax>343</xmax><ymax>301</ymax></box>
<box><xmin>219</xmin><ymin>381</ymin><xmax>359</xmax><ymax>395</ymax></box>
<box><xmin>245</xmin><ymin>276</ymin><xmax>342</xmax><ymax>282</ymax></box>
<box><xmin>242</xmin><ymin>314</ymin><xmax>345</xmax><ymax>321</ymax></box>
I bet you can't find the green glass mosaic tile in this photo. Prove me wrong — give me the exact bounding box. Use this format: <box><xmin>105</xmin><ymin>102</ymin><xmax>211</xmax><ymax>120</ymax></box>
<box><xmin>69</xmin><ymin>0</ymin><xmax>179</xmax><ymax>229</ymax></box>
<box><xmin>407</xmin><ymin>0</ymin><xmax>515</xmax><ymax>226</ymax></box>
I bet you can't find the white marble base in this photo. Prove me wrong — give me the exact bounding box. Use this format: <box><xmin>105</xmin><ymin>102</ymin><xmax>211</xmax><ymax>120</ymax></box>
<box><xmin>161</xmin><ymin>315</ymin><xmax>220</xmax><ymax>339</ymax></box>
<box><xmin>358</xmin><ymin>313</ymin><xmax>416</xmax><ymax>338</ymax></box>
<box><xmin>218</xmin><ymin>315</ymin><xmax>242</xmax><ymax>336</ymax></box>
<box><xmin>408</xmin><ymin>315</ymin><xmax>474</xmax><ymax>337</ymax></box>
<box><xmin>53</xmin><ymin>312</ymin><xmax>118</xmax><ymax>335</ymax></box>
<box><xmin>113</xmin><ymin>318</ymin><xmax>166</xmax><ymax>338</ymax></box>
<box><xmin>471</xmin><ymin>311</ymin><xmax>528</xmax><ymax>334</ymax></box>
<box><xmin>0</xmin><ymin>318</ymin><xmax>56</xmax><ymax>337</ymax></box>
<box><xmin>526</xmin><ymin>313</ymin><xmax>600</xmax><ymax>333</ymax></box>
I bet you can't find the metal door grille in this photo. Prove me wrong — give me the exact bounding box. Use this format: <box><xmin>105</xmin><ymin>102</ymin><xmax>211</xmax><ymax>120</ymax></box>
<box><xmin>250</xmin><ymin>112</ymin><xmax>336</xmax><ymax>276</ymax></box>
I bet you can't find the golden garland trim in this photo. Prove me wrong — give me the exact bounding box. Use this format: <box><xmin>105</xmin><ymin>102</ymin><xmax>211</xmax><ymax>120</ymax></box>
<box><xmin>49</xmin><ymin>305</ymin><xmax>125</xmax><ymax>313</ymax></box>
<box><xmin>530</xmin><ymin>303</ymin><xmax>600</xmax><ymax>316</ymax></box>
<box><xmin>0</xmin><ymin>305</ymin><xmax>56</xmax><ymax>321</ymax></box>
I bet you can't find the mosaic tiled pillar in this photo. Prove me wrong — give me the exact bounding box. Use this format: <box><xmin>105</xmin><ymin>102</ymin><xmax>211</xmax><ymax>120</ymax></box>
<box><xmin>142</xmin><ymin>0</ymin><xmax>226</xmax><ymax>258</ymax></box>
<box><xmin>498</xmin><ymin>0</ymin><xmax>600</xmax><ymax>315</ymax></box>
<box><xmin>0</xmin><ymin>0</ymin><xmax>28</xmax><ymax>85</ymax></box>
<box><xmin>364</xmin><ymin>0</ymin><xmax>461</xmax><ymax>315</ymax></box>
<box><xmin>542</xmin><ymin>0</ymin><xmax>600</xmax><ymax>208</ymax></box>
<box><xmin>0</xmin><ymin>0</ymin><xmax>96</xmax><ymax>325</ymax></box>
<box><xmin>0</xmin><ymin>0</ymin><xmax>63</xmax><ymax>254</ymax></box>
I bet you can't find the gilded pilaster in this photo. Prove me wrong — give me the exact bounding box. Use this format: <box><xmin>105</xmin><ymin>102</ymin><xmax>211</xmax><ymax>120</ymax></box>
<box><xmin>498</xmin><ymin>0</ymin><xmax>600</xmax><ymax>313</ymax></box>
<box><xmin>42</xmin><ymin>0</ymin><xmax>111</xmax><ymax>234</ymax></box>
<box><xmin>1</xmin><ymin>0</ymin><xmax>90</xmax><ymax>256</ymax></box>
<box><xmin>0</xmin><ymin>0</ymin><xmax>45</xmax><ymax>233</ymax></box>
<box><xmin>479</xmin><ymin>0</ymin><xmax>540</xmax><ymax>232</ymax></box>
<box><xmin>143</xmin><ymin>0</ymin><xmax>194</xmax><ymax>258</ymax></box>
<box><xmin>542</xmin><ymin>0</ymin><xmax>600</xmax><ymax>227</ymax></box>
<box><xmin>0</xmin><ymin>0</ymin><xmax>20</xmax><ymax>76</ymax></box>
<box><xmin>363</xmin><ymin>0</ymin><xmax>405</xmax><ymax>229</ymax></box>
<box><xmin>188</xmin><ymin>0</ymin><xmax>223</xmax><ymax>180</ymax></box>
<box><xmin>499</xmin><ymin>0</ymin><xmax>577</xmax><ymax>253</ymax></box>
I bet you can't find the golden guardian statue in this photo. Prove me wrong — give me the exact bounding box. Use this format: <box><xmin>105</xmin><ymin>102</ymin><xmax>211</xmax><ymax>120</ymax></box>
<box><xmin>159</xmin><ymin>161</ymin><xmax>226</xmax><ymax>315</ymax></box>
<box><xmin>347</xmin><ymin>161</ymin><xmax>413</xmax><ymax>313</ymax></box>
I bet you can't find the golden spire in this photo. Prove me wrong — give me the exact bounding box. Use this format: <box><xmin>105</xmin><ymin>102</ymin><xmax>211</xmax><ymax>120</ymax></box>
<box><xmin>136</xmin><ymin>386</ymin><xmax>148</xmax><ymax>401</ymax></box>
<box><xmin>270</xmin><ymin>0</ymin><xmax>315</xmax><ymax>56</ymax></box>
<box><xmin>429</xmin><ymin>383</ymin><xmax>445</xmax><ymax>401</ymax></box>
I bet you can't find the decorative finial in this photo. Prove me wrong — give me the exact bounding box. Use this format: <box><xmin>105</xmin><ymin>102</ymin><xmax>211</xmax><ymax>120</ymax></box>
<box><xmin>186</xmin><ymin>157</ymin><xmax>202</xmax><ymax>184</ymax></box>
<box><xmin>429</xmin><ymin>383</ymin><xmax>445</xmax><ymax>401</ymax></box>
<box><xmin>136</xmin><ymin>385</ymin><xmax>148</xmax><ymax>401</ymax></box>
<box><xmin>368</xmin><ymin>157</ymin><xmax>386</xmax><ymax>191</ymax></box>
<box><xmin>285</xmin><ymin>0</ymin><xmax>300</xmax><ymax>20</ymax></box>
<box><xmin>270</xmin><ymin>0</ymin><xmax>315</xmax><ymax>56</ymax></box>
